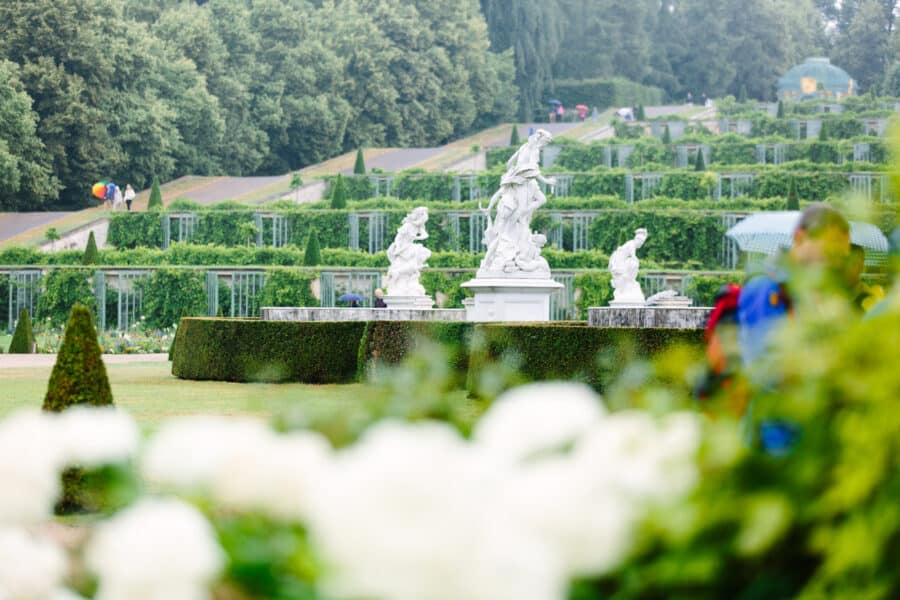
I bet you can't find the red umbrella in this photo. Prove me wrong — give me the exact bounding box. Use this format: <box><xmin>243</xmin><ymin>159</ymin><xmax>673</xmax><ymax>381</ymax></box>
<box><xmin>575</xmin><ymin>104</ymin><xmax>589</xmax><ymax>111</ymax></box>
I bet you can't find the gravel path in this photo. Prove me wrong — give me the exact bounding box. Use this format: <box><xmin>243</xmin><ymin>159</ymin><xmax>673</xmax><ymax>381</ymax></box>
<box><xmin>0</xmin><ymin>212</ymin><xmax>74</xmax><ymax>242</ymax></box>
<box><xmin>181</xmin><ymin>176</ymin><xmax>287</xmax><ymax>205</ymax></box>
<box><xmin>0</xmin><ymin>353</ymin><xmax>170</xmax><ymax>369</ymax></box>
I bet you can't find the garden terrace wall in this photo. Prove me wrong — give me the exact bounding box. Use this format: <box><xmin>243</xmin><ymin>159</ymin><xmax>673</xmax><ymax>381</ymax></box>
<box><xmin>171</xmin><ymin>318</ymin><xmax>366</xmax><ymax>383</ymax></box>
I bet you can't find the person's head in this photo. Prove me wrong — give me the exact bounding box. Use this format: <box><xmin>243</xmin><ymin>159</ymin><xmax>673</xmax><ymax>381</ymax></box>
<box><xmin>634</xmin><ymin>228</ymin><xmax>648</xmax><ymax>247</ymax></box>
<box><xmin>790</xmin><ymin>203</ymin><xmax>850</xmax><ymax>267</ymax></box>
<box><xmin>374</xmin><ymin>288</ymin><xmax>383</xmax><ymax>298</ymax></box>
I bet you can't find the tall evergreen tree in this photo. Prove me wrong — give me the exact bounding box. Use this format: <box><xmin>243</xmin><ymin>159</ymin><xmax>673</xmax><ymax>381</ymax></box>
<box><xmin>330</xmin><ymin>175</ymin><xmax>347</xmax><ymax>209</ymax></box>
<box><xmin>304</xmin><ymin>228</ymin><xmax>322</xmax><ymax>266</ymax></box>
<box><xmin>82</xmin><ymin>231</ymin><xmax>99</xmax><ymax>265</ymax></box>
<box><xmin>694</xmin><ymin>148</ymin><xmax>706</xmax><ymax>171</ymax></box>
<box><xmin>662</xmin><ymin>124</ymin><xmax>672</xmax><ymax>144</ymax></box>
<box><xmin>510</xmin><ymin>125</ymin><xmax>520</xmax><ymax>146</ymax></box>
<box><xmin>147</xmin><ymin>176</ymin><xmax>163</xmax><ymax>210</ymax></box>
<box><xmin>787</xmin><ymin>177</ymin><xmax>800</xmax><ymax>210</ymax></box>
<box><xmin>777</xmin><ymin>100</ymin><xmax>785</xmax><ymax>119</ymax></box>
<box><xmin>8</xmin><ymin>307</ymin><xmax>35</xmax><ymax>354</ymax></box>
<box><xmin>354</xmin><ymin>148</ymin><xmax>366</xmax><ymax>175</ymax></box>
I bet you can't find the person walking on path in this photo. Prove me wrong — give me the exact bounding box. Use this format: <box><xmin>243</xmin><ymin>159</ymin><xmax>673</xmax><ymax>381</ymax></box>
<box><xmin>124</xmin><ymin>184</ymin><xmax>135</xmax><ymax>211</ymax></box>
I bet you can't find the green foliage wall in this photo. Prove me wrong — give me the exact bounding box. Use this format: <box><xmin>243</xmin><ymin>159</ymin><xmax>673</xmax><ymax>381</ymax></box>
<box><xmin>37</xmin><ymin>269</ymin><xmax>96</xmax><ymax>328</ymax></box>
<box><xmin>258</xmin><ymin>270</ymin><xmax>318</xmax><ymax>308</ymax></box>
<box><xmin>138</xmin><ymin>269</ymin><xmax>208</xmax><ymax>329</ymax></box>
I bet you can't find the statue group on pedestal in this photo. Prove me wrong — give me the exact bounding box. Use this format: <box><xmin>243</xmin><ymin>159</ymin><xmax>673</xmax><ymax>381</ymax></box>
<box><xmin>477</xmin><ymin>129</ymin><xmax>555</xmax><ymax>277</ymax></box>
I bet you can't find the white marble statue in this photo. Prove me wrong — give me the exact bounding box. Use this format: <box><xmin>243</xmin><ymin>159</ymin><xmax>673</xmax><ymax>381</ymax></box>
<box><xmin>477</xmin><ymin>129</ymin><xmax>556</xmax><ymax>277</ymax></box>
<box><xmin>385</xmin><ymin>206</ymin><xmax>430</xmax><ymax>296</ymax></box>
<box><xmin>609</xmin><ymin>228</ymin><xmax>648</xmax><ymax>305</ymax></box>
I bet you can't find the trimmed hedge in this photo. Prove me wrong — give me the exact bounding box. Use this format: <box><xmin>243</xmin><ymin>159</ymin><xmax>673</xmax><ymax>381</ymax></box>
<box><xmin>550</xmin><ymin>77</ymin><xmax>664</xmax><ymax>109</ymax></box>
<box><xmin>171</xmin><ymin>318</ymin><xmax>367</xmax><ymax>383</ymax></box>
<box><xmin>9</xmin><ymin>307</ymin><xmax>35</xmax><ymax>353</ymax></box>
<box><xmin>173</xmin><ymin>319</ymin><xmax>701</xmax><ymax>389</ymax></box>
<box><xmin>357</xmin><ymin>321</ymin><xmax>473</xmax><ymax>384</ymax></box>
<box><xmin>467</xmin><ymin>323</ymin><xmax>704</xmax><ymax>396</ymax></box>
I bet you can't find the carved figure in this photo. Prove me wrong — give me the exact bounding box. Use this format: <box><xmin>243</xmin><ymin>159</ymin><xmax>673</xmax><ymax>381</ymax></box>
<box><xmin>609</xmin><ymin>228</ymin><xmax>648</xmax><ymax>304</ymax></box>
<box><xmin>385</xmin><ymin>207</ymin><xmax>430</xmax><ymax>296</ymax></box>
<box><xmin>478</xmin><ymin>129</ymin><xmax>556</xmax><ymax>276</ymax></box>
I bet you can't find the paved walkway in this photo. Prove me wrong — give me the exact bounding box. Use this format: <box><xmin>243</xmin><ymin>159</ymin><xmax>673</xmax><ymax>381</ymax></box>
<box><xmin>0</xmin><ymin>212</ymin><xmax>74</xmax><ymax>243</ymax></box>
<box><xmin>0</xmin><ymin>353</ymin><xmax>170</xmax><ymax>369</ymax></box>
<box><xmin>180</xmin><ymin>176</ymin><xmax>287</xmax><ymax>205</ymax></box>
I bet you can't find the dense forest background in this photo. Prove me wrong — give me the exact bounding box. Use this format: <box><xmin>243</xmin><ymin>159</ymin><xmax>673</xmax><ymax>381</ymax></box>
<box><xmin>1</xmin><ymin>0</ymin><xmax>898</xmax><ymax>210</ymax></box>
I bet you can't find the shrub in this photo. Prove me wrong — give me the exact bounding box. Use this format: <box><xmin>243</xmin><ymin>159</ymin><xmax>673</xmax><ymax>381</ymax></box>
<box><xmin>510</xmin><ymin>125</ymin><xmax>520</xmax><ymax>146</ymax></box>
<box><xmin>258</xmin><ymin>270</ymin><xmax>317</xmax><ymax>308</ymax></box>
<box><xmin>357</xmin><ymin>321</ymin><xmax>472</xmax><ymax>384</ymax></box>
<box><xmin>304</xmin><ymin>228</ymin><xmax>322</xmax><ymax>266</ymax></box>
<box><xmin>662</xmin><ymin>125</ymin><xmax>672</xmax><ymax>144</ymax></box>
<box><xmin>172</xmin><ymin>319</ymin><xmax>366</xmax><ymax>383</ymax></box>
<box><xmin>43</xmin><ymin>304</ymin><xmax>113</xmax><ymax>411</ymax></box>
<box><xmin>787</xmin><ymin>178</ymin><xmax>800</xmax><ymax>210</ymax></box>
<box><xmin>467</xmin><ymin>324</ymin><xmax>703</xmax><ymax>397</ymax></box>
<box><xmin>8</xmin><ymin>307</ymin><xmax>35</xmax><ymax>353</ymax></box>
<box><xmin>777</xmin><ymin>100</ymin><xmax>785</xmax><ymax>119</ymax></box>
<box><xmin>636</xmin><ymin>104</ymin><xmax>646</xmax><ymax>121</ymax></box>
<box><xmin>330</xmin><ymin>175</ymin><xmax>348</xmax><ymax>209</ymax></box>
<box><xmin>138</xmin><ymin>269</ymin><xmax>208</xmax><ymax>329</ymax></box>
<box><xmin>147</xmin><ymin>176</ymin><xmax>163</xmax><ymax>210</ymax></box>
<box><xmin>82</xmin><ymin>231</ymin><xmax>99</xmax><ymax>265</ymax></box>
<box><xmin>694</xmin><ymin>148</ymin><xmax>706</xmax><ymax>171</ymax></box>
<box><xmin>354</xmin><ymin>148</ymin><xmax>366</xmax><ymax>175</ymax></box>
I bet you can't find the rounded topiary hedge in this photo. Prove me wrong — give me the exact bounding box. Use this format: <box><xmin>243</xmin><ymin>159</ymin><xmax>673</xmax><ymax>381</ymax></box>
<box><xmin>171</xmin><ymin>318</ymin><xmax>367</xmax><ymax>383</ymax></box>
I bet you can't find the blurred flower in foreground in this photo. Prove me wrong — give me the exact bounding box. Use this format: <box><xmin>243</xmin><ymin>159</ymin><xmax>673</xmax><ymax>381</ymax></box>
<box><xmin>0</xmin><ymin>527</ymin><xmax>68</xmax><ymax>599</ymax></box>
<box><xmin>85</xmin><ymin>498</ymin><xmax>224</xmax><ymax>600</ymax></box>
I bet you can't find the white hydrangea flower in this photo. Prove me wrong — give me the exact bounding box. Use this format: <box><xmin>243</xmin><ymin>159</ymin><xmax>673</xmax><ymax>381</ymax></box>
<box><xmin>0</xmin><ymin>527</ymin><xmax>68</xmax><ymax>599</ymax></box>
<box><xmin>141</xmin><ymin>417</ymin><xmax>272</xmax><ymax>492</ymax></box>
<box><xmin>211</xmin><ymin>430</ymin><xmax>332</xmax><ymax>521</ymax></box>
<box><xmin>308</xmin><ymin>420</ymin><xmax>565</xmax><ymax>600</ymax></box>
<box><xmin>56</xmin><ymin>406</ymin><xmax>139</xmax><ymax>468</ymax></box>
<box><xmin>85</xmin><ymin>498</ymin><xmax>224</xmax><ymax>600</ymax></box>
<box><xmin>0</xmin><ymin>411</ymin><xmax>64</xmax><ymax>525</ymax></box>
<box><xmin>492</xmin><ymin>456</ymin><xmax>638</xmax><ymax>578</ymax></box>
<box><xmin>576</xmin><ymin>411</ymin><xmax>702</xmax><ymax>503</ymax></box>
<box><xmin>473</xmin><ymin>382</ymin><xmax>606</xmax><ymax>464</ymax></box>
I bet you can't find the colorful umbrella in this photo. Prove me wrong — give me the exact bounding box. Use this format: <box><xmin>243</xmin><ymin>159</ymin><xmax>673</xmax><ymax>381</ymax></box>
<box><xmin>92</xmin><ymin>182</ymin><xmax>107</xmax><ymax>199</ymax></box>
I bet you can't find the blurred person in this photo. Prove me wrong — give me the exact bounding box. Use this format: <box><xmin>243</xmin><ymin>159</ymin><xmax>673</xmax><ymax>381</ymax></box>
<box><xmin>737</xmin><ymin>203</ymin><xmax>850</xmax><ymax>454</ymax></box>
<box><xmin>695</xmin><ymin>284</ymin><xmax>748</xmax><ymax>416</ymax></box>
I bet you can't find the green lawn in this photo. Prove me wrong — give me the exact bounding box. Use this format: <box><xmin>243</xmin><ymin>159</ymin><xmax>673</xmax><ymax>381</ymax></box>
<box><xmin>0</xmin><ymin>360</ymin><xmax>369</xmax><ymax>426</ymax></box>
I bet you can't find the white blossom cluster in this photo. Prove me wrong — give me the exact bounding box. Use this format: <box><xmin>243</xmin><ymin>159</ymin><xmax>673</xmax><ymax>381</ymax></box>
<box><xmin>0</xmin><ymin>383</ymin><xmax>702</xmax><ymax>600</ymax></box>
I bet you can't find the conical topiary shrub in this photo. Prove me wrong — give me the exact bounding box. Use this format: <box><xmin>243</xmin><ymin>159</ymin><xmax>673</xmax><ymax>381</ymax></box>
<box><xmin>304</xmin><ymin>228</ymin><xmax>322</xmax><ymax>266</ymax></box>
<box><xmin>738</xmin><ymin>85</ymin><xmax>748</xmax><ymax>103</ymax></box>
<box><xmin>694</xmin><ymin>148</ymin><xmax>706</xmax><ymax>171</ymax></box>
<box><xmin>330</xmin><ymin>175</ymin><xmax>347</xmax><ymax>209</ymax></box>
<box><xmin>776</xmin><ymin>100</ymin><xmax>785</xmax><ymax>119</ymax></box>
<box><xmin>43</xmin><ymin>304</ymin><xmax>113</xmax><ymax>412</ymax></box>
<box><xmin>82</xmin><ymin>231</ymin><xmax>99</xmax><ymax>265</ymax></box>
<box><xmin>662</xmin><ymin>124</ymin><xmax>672</xmax><ymax>144</ymax></box>
<box><xmin>636</xmin><ymin>105</ymin><xmax>646</xmax><ymax>121</ymax></box>
<box><xmin>354</xmin><ymin>148</ymin><xmax>366</xmax><ymax>175</ymax></box>
<box><xmin>147</xmin><ymin>176</ymin><xmax>163</xmax><ymax>210</ymax></box>
<box><xmin>510</xmin><ymin>125</ymin><xmax>520</xmax><ymax>146</ymax></box>
<box><xmin>787</xmin><ymin>178</ymin><xmax>800</xmax><ymax>211</ymax></box>
<box><xmin>8</xmin><ymin>307</ymin><xmax>35</xmax><ymax>354</ymax></box>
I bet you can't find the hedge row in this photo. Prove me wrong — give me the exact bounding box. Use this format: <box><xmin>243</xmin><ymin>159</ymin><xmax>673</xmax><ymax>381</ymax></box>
<box><xmin>548</xmin><ymin>136</ymin><xmax>888</xmax><ymax>171</ymax></box>
<box><xmin>171</xmin><ymin>319</ymin><xmax>703</xmax><ymax>391</ymax></box>
<box><xmin>172</xmin><ymin>319</ymin><xmax>366</xmax><ymax>383</ymax></box>
<box><xmin>549</xmin><ymin>77</ymin><xmax>665</xmax><ymax>110</ymax></box>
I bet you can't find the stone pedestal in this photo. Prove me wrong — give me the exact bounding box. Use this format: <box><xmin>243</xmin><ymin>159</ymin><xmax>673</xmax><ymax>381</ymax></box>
<box><xmin>460</xmin><ymin>277</ymin><xmax>564</xmax><ymax>322</ymax></box>
<box><xmin>588</xmin><ymin>306</ymin><xmax>712</xmax><ymax>329</ymax></box>
<box><xmin>261</xmin><ymin>307</ymin><xmax>465</xmax><ymax>322</ymax></box>
<box><xmin>383</xmin><ymin>295</ymin><xmax>435</xmax><ymax>309</ymax></box>
<box><xmin>608</xmin><ymin>299</ymin><xmax>647</xmax><ymax>309</ymax></box>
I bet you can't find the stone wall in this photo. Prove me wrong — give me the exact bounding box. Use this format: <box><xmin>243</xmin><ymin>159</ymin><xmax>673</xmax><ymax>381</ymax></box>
<box><xmin>588</xmin><ymin>306</ymin><xmax>711</xmax><ymax>329</ymax></box>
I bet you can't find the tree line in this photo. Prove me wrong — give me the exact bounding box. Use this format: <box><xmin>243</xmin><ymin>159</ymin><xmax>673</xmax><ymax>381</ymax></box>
<box><xmin>0</xmin><ymin>0</ymin><xmax>516</xmax><ymax>210</ymax></box>
<box><xmin>2</xmin><ymin>0</ymin><xmax>899</xmax><ymax>211</ymax></box>
<box><xmin>481</xmin><ymin>0</ymin><xmax>900</xmax><ymax>119</ymax></box>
